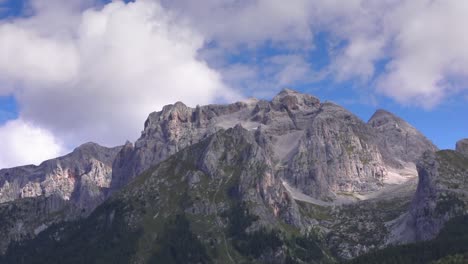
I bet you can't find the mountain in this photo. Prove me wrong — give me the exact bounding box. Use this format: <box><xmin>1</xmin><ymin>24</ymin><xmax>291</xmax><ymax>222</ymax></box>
<box><xmin>1</xmin><ymin>89</ymin><xmax>460</xmax><ymax>263</ymax></box>
<box><xmin>368</xmin><ymin>109</ymin><xmax>438</xmax><ymax>167</ymax></box>
<box><xmin>112</xmin><ymin>89</ymin><xmax>390</xmax><ymax>200</ymax></box>
<box><xmin>456</xmin><ymin>138</ymin><xmax>468</xmax><ymax>157</ymax></box>
<box><xmin>0</xmin><ymin>142</ymin><xmax>121</xmax><ymax>212</ymax></box>
<box><xmin>351</xmin><ymin>148</ymin><xmax>468</xmax><ymax>264</ymax></box>
<box><xmin>0</xmin><ymin>143</ymin><xmax>121</xmax><ymax>253</ymax></box>
<box><xmin>0</xmin><ymin>125</ymin><xmax>331</xmax><ymax>263</ymax></box>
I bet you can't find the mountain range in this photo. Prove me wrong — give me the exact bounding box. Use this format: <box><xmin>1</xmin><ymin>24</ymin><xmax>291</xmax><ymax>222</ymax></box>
<box><xmin>0</xmin><ymin>89</ymin><xmax>466</xmax><ymax>264</ymax></box>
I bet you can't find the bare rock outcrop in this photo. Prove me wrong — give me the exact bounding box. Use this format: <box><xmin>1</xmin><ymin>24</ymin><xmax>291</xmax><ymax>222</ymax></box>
<box><xmin>456</xmin><ymin>138</ymin><xmax>468</xmax><ymax>157</ymax></box>
<box><xmin>111</xmin><ymin>89</ymin><xmax>389</xmax><ymax>200</ymax></box>
<box><xmin>0</xmin><ymin>142</ymin><xmax>121</xmax><ymax>213</ymax></box>
<box><xmin>368</xmin><ymin>109</ymin><xmax>438</xmax><ymax>167</ymax></box>
<box><xmin>397</xmin><ymin>150</ymin><xmax>468</xmax><ymax>242</ymax></box>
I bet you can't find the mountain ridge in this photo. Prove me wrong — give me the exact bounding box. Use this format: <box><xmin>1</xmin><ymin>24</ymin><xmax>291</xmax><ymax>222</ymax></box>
<box><xmin>0</xmin><ymin>89</ymin><xmax>456</xmax><ymax>262</ymax></box>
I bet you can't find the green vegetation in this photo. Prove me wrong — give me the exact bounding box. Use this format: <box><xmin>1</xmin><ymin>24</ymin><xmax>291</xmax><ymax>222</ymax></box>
<box><xmin>221</xmin><ymin>199</ymin><xmax>333</xmax><ymax>263</ymax></box>
<box><xmin>348</xmin><ymin>215</ymin><xmax>468</xmax><ymax>264</ymax></box>
<box><xmin>222</xmin><ymin>201</ymin><xmax>282</xmax><ymax>260</ymax></box>
<box><xmin>148</xmin><ymin>214</ymin><xmax>212</xmax><ymax>264</ymax></box>
<box><xmin>437</xmin><ymin>150</ymin><xmax>468</xmax><ymax>171</ymax></box>
<box><xmin>285</xmin><ymin>234</ymin><xmax>328</xmax><ymax>264</ymax></box>
<box><xmin>435</xmin><ymin>193</ymin><xmax>464</xmax><ymax>215</ymax></box>
<box><xmin>431</xmin><ymin>254</ymin><xmax>468</xmax><ymax>264</ymax></box>
<box><xmin>0</xmin><ymin>201</ymin><xmax>142</xmax><ymax>264</ymax></box>
<box><xmin>296</xmin><ymin>201</ymin><xmax>332</xmax><ymax>221</ymax></box>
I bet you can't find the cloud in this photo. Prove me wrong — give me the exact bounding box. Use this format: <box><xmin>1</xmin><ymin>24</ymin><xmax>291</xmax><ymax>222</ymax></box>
<box><xmin>0</xmin><ymin>0</ymin><xmax>237</xmax><ymax>164</ymax></box>
<box><xmin>0</xmin><ymin>119</ymin><xmax>64</xmax><ymax>168</ymax></box>
<box><xmin>165</xmin><ymin>0</ymin><xmax>468</xmax><ymax>107</ymax></box>
<box><xmin>313</xmin><ymin>0</ymin><xmax>468</xmax><ymax>107</ymax></box>
<box><xmin>376</xmin><ymin>0</ymin><xmax>468</xmax><ymax>108</ymax></box>
<box><xmin>162</xmin><ymin>0</ymin><xmax>314</xmax><ymax>48</ymax></box>
<box><xmin>1</xmin><ymin>0</ymin><xmax>468</xmax><ymax>167</ymax></box>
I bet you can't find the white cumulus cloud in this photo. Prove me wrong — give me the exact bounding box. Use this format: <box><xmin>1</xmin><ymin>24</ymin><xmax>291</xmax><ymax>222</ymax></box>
<box><xmin>1</xmin><ymin>0</ymin><xmax>468</xmax><ymax>168</ymax></box>
<box><xmin>164</xmin><ymin>0</ymin><xmax>468</xmax><ymax>107</ymax></box>
<box><xmin>0</xmin><ymin>0</ymin><xmax>238</xmax><ymax>168</ymax></box>
<box><xmin>0</xmin><ymin>119</ymin><xmax>64</xmax><ymax>168</ymax></box>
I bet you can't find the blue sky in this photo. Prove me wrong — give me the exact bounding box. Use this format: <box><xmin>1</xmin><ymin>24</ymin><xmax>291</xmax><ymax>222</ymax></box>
<box><xmin>0</xmin><ymin>0</ymin><xmax>467</xmax><ymax>168</ymax></box>
<box><xmin>0</xmin><ymin>96</ymin><xmax>17</xmax><ymax>123</ymax></box>
<box><xmin>204</xmin><ymin>31</ymin><xmax>467</xmax><ymax>150</ymax></box>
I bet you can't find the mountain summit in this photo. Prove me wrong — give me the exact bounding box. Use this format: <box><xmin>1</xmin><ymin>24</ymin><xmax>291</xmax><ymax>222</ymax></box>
<box><xmin>368</xmin><ymin>109</ymin><xmax>438</xmax><ymax>166</ymax></box>
<box><xmin>0</xmin><ymin>89</ymin><xmax>463</xmax><ymax>263</ymax></box>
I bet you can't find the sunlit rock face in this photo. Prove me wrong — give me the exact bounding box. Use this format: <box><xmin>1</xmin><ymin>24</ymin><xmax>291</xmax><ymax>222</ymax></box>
<box><xmin>111</xmin><ymin>89</ymin><xmax>397</xmax><ymax>200</ymax></box>
<box><xmin>0</xmin><ymin>142</ymin><xmax>121</xmax><ymax>213</ymax></box>
<box><xmin>368</xmin><ymin>109</ymin><xmax>438</xmax><ymax>168</ymax></box>
<box><xmin>0</xmin><ymin>89</ymin><xmax>441</xmax><ymax>260</ymax></box>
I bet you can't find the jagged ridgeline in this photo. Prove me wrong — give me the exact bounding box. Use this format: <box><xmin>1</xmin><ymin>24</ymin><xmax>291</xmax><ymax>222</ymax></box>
<box><xmin>1</xmin><ymin>89</ymin><xmax>466</xmax><ymax>264</ymax></box>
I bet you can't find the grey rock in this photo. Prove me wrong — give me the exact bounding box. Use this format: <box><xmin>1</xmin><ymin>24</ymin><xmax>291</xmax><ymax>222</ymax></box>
<box><xmin>0</xmin><ymin>89</ymin><xmax>443</xmax><ymax>260</ymax></box>
<box><xmin>368</xmin><ymin>109</ymin><xmax>438</xmax><ymax>167</ymax></box>
<box><xmin>402</xmin><ymin>150</ymin><xmax>468</xmax><ymax>242</ymax></box>
<box><xmin>0</xmin><ymin>143</ymin><xmax>117</xmax><ymax>253</ymax></box>
<box><xmin>0</xmin><ymin>195</ymin><xmax>78</xmax><ymax>254</ymax></box>
<box><xmin>0</xmin><ymin>142</ymin><xmax>121</xmax><ymax>213</ymax></box>
<box><xmin>111</xmin><ymin>89</ymin><xmax>391</xmax><ymax>200</ymax></box>
<box><xmin>456</xmin><ymin>138</ymin><xmax>468</xmax><ymax>156</ymax></box>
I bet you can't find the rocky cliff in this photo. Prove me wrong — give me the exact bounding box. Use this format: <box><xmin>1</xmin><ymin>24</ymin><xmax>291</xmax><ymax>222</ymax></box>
<box><xmin>368</xmin><ymin>109</ymin><xmax>438</xmax><ymax>167</ymax></box>
<box><xmin>456</xmin><ymin>138</ymin><xmax>468</xmax><ymax>157</ymax></box>
<box><xmin>0</xmin><ymin>143</ymin><xmax>121</xmax><ymax>253</ymax></box>
<box><xmin>390</xmin><ymin>150</ymin><xmax>468</xmax><ymax>244</ymax></box>
<box><xmin>0</xmin><ymin>142</ymin><xmax>121</xmax><ymax>213</ymax></box>
<box><xmin>0</xmin><ymin>89</ymin><xmax>444</xmax><ymax>262</ymax></box>
<box><xmin>0</xmin><ymin>126</ymin><xmax>327</xmax><ymax>263</ymax></box>
<box><xmin>112</xmin><ymin>89</ymin><xmax>391</xmax><ymax>201</ymax></box>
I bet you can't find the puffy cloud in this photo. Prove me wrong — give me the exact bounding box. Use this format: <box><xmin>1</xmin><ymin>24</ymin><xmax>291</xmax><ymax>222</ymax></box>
<box><xmin>0</xmin><ymin>0</ymin><xmax>237</xmax><ymax>157</ymax></box>
<box><xmin>162</xmin><ymin>0</ymin><xmax>314</xmax><ymax>48</ymax></box>
<box><xmin>376</xmin><ymin>0</ymin><xmax>468</xmax><ymax>108</ymax></box>
<box><xmin>0</xmin><ymin>119</ymin><xmax>64</xmax><ymax>168</ymax></box>
<box><xmin>165</xmin><ymin>0</ymin><xmax>468</xmax><ymax>107</ymax></box>
<box><xmin>2</xmin><ymin>0</ymin><xmax>468</xmax><ymax>167</ymax></box>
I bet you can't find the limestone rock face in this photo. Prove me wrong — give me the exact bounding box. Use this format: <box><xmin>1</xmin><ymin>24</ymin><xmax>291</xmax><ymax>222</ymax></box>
<box><xmin>276</xmin><ymin>102</ymin><xmax>386</xmax><ymax>198</ymax></box>
<box><xmin>0</xmin><ymin>195</ymin><xmax>76</xmax><ymax>254</ymax></box>
<box><xmin>0</xmin><ymin>143</ymin><xmax>121</xmax><ymax>253</ymax></box>
<box><xmin>0</xmin><ymin>142</ymin><xmax>121</xmax><ymax>213</ymax></box>
<box><xmin>401</xmin><ymin>150</ymin><xmax>468</xmax><ymax>242</ymax></box>
<box><xmin>456</xmin><ymin>138</ymin><xmax>468</xmax><ymax>157</ymax></box>
<box><xmin>111</xmin><ymin>89</ymin><xmax>389</xmax><ymax>200</ymax></box>
<box><xmin>0</xmin><ymin>126</ymin><xmax>310</xmax><ymax>263</ymax></box>
<box><xmin>368</xmin><ymin>109</ymin><xmax>438</xmax><ymax>167</ymax></box>
<box><xmin>0</xmin><ymin>89</ymin><xmax>447</xmax><ymax>262</ymax></box>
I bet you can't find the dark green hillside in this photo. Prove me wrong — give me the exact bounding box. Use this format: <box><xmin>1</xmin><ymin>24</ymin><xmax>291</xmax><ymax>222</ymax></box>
<box><xmin>348</xmin><ymin>215</ymin><xmax>468</xmax><ymax>264</ymax></box>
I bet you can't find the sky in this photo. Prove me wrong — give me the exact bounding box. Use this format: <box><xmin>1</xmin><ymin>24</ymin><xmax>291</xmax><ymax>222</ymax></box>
<box><xmin>0</xmin><ymin>0</ymin><xmax>467</xmax><ymax>169</ymax></box>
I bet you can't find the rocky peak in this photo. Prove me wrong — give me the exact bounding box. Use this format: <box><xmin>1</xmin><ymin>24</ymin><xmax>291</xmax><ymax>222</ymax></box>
<box><xmin>368</xmin><ymin>109</ymin><xmax>437</xmax><ymax>165</ymax></box>
<box><xmin>111</xmin><ymin>90</ymin><xmax>395</xmax><ymax>201</ymax></box>
<box><xmin>0</xmin><ymin>143</ymin><xmax>121</xmax><ymax>210</ymax></box>
<box><xmin>69</xmin><ymin>142</ymin><xmax>120</xmax><ymax>164</ymax></box>
<box><xmin>271</xmin><ymin>88</ymin><xmax>320</xmax><ymax>111</ymax></box>
<box><xmin>402</xmin><ymin>150</ymin><xmax>468</xmax><ymax>242</ymax></box>
<box><xmin>456</xmin><ymin>138</ymin><xmax>468</xmax><ymax>157</ymax></box>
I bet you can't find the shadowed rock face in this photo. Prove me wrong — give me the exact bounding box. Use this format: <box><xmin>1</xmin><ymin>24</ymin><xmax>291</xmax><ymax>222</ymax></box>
<box><xmin>401</xmin><ymin>150</ymin><xmax>468</xmax><ymax>242</ymax></box>
<box><xmin>456</xmin><ymin>138</ymin><xmax>468</xmax><ymax>157</ymax></box>
<box><xmin>368</xmin><ymin>109</ymin><xmax>438</xmax><ymax>167</ymax></box>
